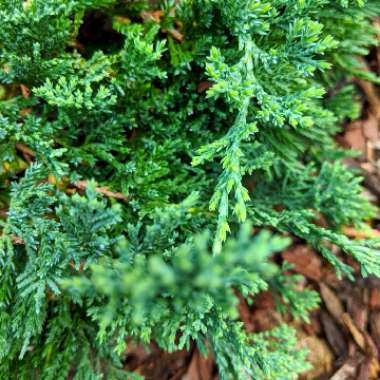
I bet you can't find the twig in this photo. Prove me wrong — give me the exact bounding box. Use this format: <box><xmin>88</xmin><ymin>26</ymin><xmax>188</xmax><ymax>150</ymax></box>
<box><xmin>74</xmin><ymin>180</ymin><xmax>129</xmax><ymax>202</ymax></box>
<box><xmin>15</xmin><ymin>143</ymin><xmax>35</xmax><ymax>157</ymax></box>
<box><xmin>356</xmin><ymin>78</ymin><xmax>380</xmax><ymax>119</ymax></box>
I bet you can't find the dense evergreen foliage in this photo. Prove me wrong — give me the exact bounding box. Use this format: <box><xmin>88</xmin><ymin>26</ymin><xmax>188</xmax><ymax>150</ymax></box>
<box><xmin>0</xmin><ymin>0</ymin><xmax>380</xmax><ymax>378</ymax></box>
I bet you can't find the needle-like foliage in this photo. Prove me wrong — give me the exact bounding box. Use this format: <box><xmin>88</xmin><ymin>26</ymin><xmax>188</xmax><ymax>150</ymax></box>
<box><xmin>0</xmin><ymin>0</ymin><xmax>379</xmax><ymax>379</ymax></box>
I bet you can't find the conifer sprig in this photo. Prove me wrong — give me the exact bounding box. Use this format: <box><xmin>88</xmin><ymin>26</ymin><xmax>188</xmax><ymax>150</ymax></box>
<box><xmin>0</xmin><ymin>0</ymin><xmax>380</xmax><ymax>379</ymax></box>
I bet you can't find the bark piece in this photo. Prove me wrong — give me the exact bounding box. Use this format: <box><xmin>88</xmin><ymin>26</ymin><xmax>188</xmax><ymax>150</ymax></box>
<box><xmin>282</xmin><ymin>245</ymin><xmax>322</xmax><ymax>281</ymax></box>
<box><xmin>182</xmin><ymin>350</ymin><xmax>214</xmax><ymax>380</ymax></box>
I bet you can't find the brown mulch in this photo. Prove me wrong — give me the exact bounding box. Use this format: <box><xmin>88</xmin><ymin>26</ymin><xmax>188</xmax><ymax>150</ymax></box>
<box><xmin>119</xmin><ymin>21</ymin><xmax>380</xmax><ymax>380</ymax></box>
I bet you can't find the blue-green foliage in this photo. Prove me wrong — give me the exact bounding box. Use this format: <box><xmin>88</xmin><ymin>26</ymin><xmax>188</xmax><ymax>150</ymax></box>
<box><xmin>0</xmin><ymin>0</ymin><xmax>379</xmax><ymax>379</ymax></box>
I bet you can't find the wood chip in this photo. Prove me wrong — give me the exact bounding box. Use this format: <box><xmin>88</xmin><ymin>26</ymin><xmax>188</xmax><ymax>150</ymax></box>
<box><xmin>320</xmin><ymin>283</ymin><xmax>345</xmax><ymax>322</ymax></box>
<box><xmin>140</xmin><ymin>10</ymin><xmax>163</xmax><ymax>23</ymax></box>
<box><xmin>356</xmin><ymin>78</ymin><xmax>380</xmax><ymax>119</ymax></box>
<box><xmin>358</xmin><ymin>355</ymin><xmax>380</xmax><ymax>380</ymax></box>
<box><xmin>343</xmin><ymin>121</ymin><xmax>366</xmax><ymax>152</ymax></box>
<box><xmin>20</xmin><ymin>84</ymin><xmax>30</xmax><ymax>99</ymax></box>
<box><xmin>298</xmin><ymin>334</ymin><xmax>334</xmax><ymax>380</ymax></box>
<box><xmin>167</xmin><ymin>28</ymin><xmax>184</xmax><ymax>42</ymax></box>
<box><xmin>11</xmin><ymin>235</ymin><xmax>24</xmax><ymax>245</ymax></box>
<box><xmin>343</xmin><ymin>226</ymin><xmax>380</xmax><ymax>239</ymax></box>
<box><xmin>16</xmin><ymin>143</ymin><xmax>35</xmax><ymax>157</ymax></box>
<box><xmin>347</xmin><ymin>289</ymin><xmax>368</xmax><ymax>331</ymax></box>
<box><xmin>282</xmin><ymin>245</ymin><xmax>322</xmax><ymax>281</ymax></box>
<box><xmin>303</xmin><ymin>311</ymin><xmax>322</xmax><ymax>336</ymax></box>
<box><xmin>362</xmin><ymin>113</ymin><xmax>379</xmax><ymax>143</ymax></box>
<box><xmin>197</xmin><ymin>81</ymin><xmax>213</xmax><ymax>94</ymax></box>
<box><xmin>251</xmin><ymin>309</ymin><xmax>282</xmax><ymax>332</ymax></box>
<box><xmin>320</xmin><ymin>311</ymin><xmax>347</xmax><ymax>358</ymax></box>
<box><xmin>182</xmin><ymin>350</ymin><xmax>214</xmax><ymax>380</ymax></box>
<box><xmin>369</xmin><ymin>288</ymin><xmax>380</xmax><ymax>310</ymax></box>
<box><xmin>330</xmin><ymin>355</ymin><xmax>363</xmax><ymax>380</ymax></box>
<box><xmin>369</xmin><ymin>311</ymin><xmax>380</xmax><ymax>347</ymax></box>
<box><xmin>342</xmin><ymin>313</ymin><xmax>366</xmax><ymax>351</ymax></box>
<box><xmin>20</xmin><ymin>108</ymin><xmax>32</xmax><ymax>117</ymax></box>
<box><xmin>253</xmin><ymin>290</ymin><xmax>275</xmax><ymax>309</ymax></box>
<box><xmin>237</xmin><ymin>295</ymin><xmax>254</xmax><ymax>332</ymax></box>
<box><xmin>140</xmin><ymin>10</ymin><xmax>183</xmax><ymax>42</ymax></box>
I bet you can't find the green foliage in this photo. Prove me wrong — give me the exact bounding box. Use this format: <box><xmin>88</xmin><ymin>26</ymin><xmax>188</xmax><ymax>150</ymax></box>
<box><xmin>0</xmin><ymin>0</ymin><xmax>379</xmax><ymax>378</ymax></box>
